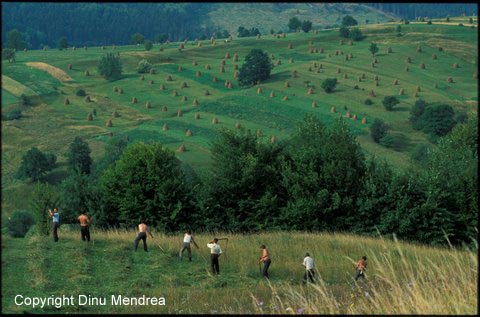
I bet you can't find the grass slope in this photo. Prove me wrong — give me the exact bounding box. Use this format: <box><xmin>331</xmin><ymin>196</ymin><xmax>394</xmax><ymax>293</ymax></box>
<box><xmin>1</xmin><ymin>230</ymin><xmax>476</xmax><ymax>314</ymax></box>
<box><xmin>1</xmin><ymin>21</ymin><xmax>478</xmax><ymax>217</ymax></box>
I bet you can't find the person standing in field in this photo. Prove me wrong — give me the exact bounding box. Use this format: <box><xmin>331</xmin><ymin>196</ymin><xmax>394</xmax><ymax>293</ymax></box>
<box><xmin>134</xmin><ymin>221</ymin><xmax>153</xmax><ymax>252</ymax></box>
<box><xmin>353</xmin><ymin>255</ymin><xmax>367</xmax><ymax>282</ymax></box>
<box><xmin>207</xmin><ymin>238</ymin><xmax>223</xmax><ymax>275</ymax></box>
<box><xmin>258</xmin><ymin>244</ymin><xmax>271</xmax><ymax>279</ymax></box>
<box><xmin>78</xmin><ymin>209</ymin><xmax>91</xmax><ymax>242</ymax></box>
<box><xmin>48</xmin><ymin>208</ymin><xmax>60</xmax><ymax>242</ymax></box>
<box><xmin>179</xmin><ymin>230</ymin><xmax>199</xmax><ymax>261</ymax></box>
<box><xmin>303</xmin><ymin>252</ymin><xmax>316</xmax><ymax>283</ymax></box>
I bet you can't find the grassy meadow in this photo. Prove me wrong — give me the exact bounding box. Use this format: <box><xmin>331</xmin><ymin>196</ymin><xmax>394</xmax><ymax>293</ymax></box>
<box><xmin>1</xmin><ymin>229</ymin><xmax>477</xmax><ymax>314</ymax></box>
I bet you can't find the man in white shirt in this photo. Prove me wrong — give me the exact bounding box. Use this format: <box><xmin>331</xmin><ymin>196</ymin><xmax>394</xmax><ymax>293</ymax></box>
<box><xmin>207</xmin><ymin>238</ymin><xmax>223</xmax><ymax>274</ymax></box>
<box><xmin>303</xmin><ymin>252</ymin><xmax>316</xmax><ymax>283</ymax></box>
<box><xmin>179</xmin><ymin>230</ymin><xmax>199</xmax><ymax>261</ymax></box>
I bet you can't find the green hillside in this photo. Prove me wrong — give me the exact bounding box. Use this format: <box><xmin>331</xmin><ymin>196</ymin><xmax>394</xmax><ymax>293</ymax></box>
<box><xmin>1</xmin><ymin>21</ymin><xmax>478</xmax><ymax>214</ymax></box>
<box><xmin>1</xmin><ymin>230</ymin><xmax>477</xmax><ymax>314</ymax></box>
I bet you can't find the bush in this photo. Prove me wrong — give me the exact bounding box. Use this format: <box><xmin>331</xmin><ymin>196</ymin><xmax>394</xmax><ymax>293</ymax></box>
<box><xmin>5</xmin><ymin>108</ymin><xmax>22</xmax><ymax>120</ymax></box>
<box><xmin>410</xmin><ymin>99</ymin><xmax>427</xmax><ymax>129</ymax></box>
<box><xmin>339</xmin><ymin>26</ymin><xmax>350</xmax><ymax>38</ymax></box>
<box><xmin>76</xmin><ymin>89</ymin><xmax>86</xmax><ymax>96</ymax></box>
<box><xmin>427</xmin><ymin>21</ymin><xmax>432</xmax><ymax>25</ymax></box>
<box><xmin>370</xmin><ymin>118</ymin><xmax>388</xmax><ymax>143</ymax></box>
<box><xmin>364</xmin><ymin>98</ymin><xmax>373</xmax><ymax>105</ymax></box>
<box><xmin>382</xmin><ymin>96</ymin><xmax>399</xmax><ymax>111</ymax></box>
<box><xmin>379</xmin><ymin>133</ymin><xmax>409</xmax><ymax>151</ymax></box>
<box><xmin>2</xmin><ymin>48</ymin><xmax>15</xmax><ymax>61</ymax></box>
<box><xmin>20</xmin><ymin>94</ymin><xmax>31</xmax><ymax>107</ymax></box>
<box><xmin>238</xmin><ymin>49</ymin><xmax>272</xmax><ymax>86</ymax></box>
<box><xmin>420</xmin><ymin>104</ymin><xmax>456</xmax><ymax>137</ymax></box>
<box><xmin>321</xmin><ymin>78</ymin><xmax>337</xmax><ymax>93</ymax></box>
<box><xmin>98</xmin><ymin>53</ymin><xmax>122</xmax><ymax>81</ymax></box>
<box><xmin>144</xmin><ymin>40</ymin><xmax>153</xmax><ymax>51</ymax></box>
<box><xmin>15</xmin><ymin>147</ymin><xmax>57</xmax><ymax>182</ymax></box>
<box><xmin>341</xmin><ymin>15</ymin><xmax>358</xmax><ymax>27</ymax></box>
<box><xmin>137</xmin><ymin>59</ymin><xmax>153</xmax><ymax>74</ymax></box>
<box><xmin>456</xmin><ymin>112</ymin><xmax>468</xmax><ymax>124</ymax></box>
<box><xmin>301</xmin><ymin>20</ymin><xmax>312</xmax><ymax>33</ymax></box>
<box><xmin>404</xmin><ymin>20</ymin><xmax>410</xmax><ymax>24</ymax></box>
<box><xmin>410</xmin><ymin>143</ymin><xmax>431</xmax><ymax>165</ymax></box>
<box><xmin>349</xmin><ymin>28</ymin><xmax>364</xmax><ymax>41</ymax></box>
<box><xmin>7</xmin><ymin>211</ymin><xmax>35</xmax><ymax>237</ymax></box>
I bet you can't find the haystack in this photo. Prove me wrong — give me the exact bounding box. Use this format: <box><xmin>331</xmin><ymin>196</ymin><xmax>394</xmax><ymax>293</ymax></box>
<box><xmin>420</xmin><ymin>63</ymin><xmax>426</xmax><ymax>69</ymax></box>
<box><xmin>375</xmin><ymin>80</ymin><xmax>379</xmax><ymax>87</ymax></box>
<box><xmin>227</xmin><ymin>81</ymin><xmax>233</xmax><ymax>89</ymax></box>
<box><xmin>257</xmin><ymin>87</ymin><xmax>262</xmax><ymax>94</ymax></box>
<box><xmin>159</xmin><ymin>84</ymin><xmax>166</xmax><ymax>90</ymax></box>
<box><xmin>336</xmin><ymin>68</ymin><xmax>341</xmax><ymax>73</ymax></box>
<box><xmin>64</xmin><ymin>98</ymin><xmax>70</xmax><ymax>105</ymax></box>
<box><xmin>181</xmin><ymin>81</ymin><xmax>188</xmax><ymax>88</ymax></box>
<box><xmin>192</xmin><ymin>60</ymin><xmax>198</xmax><ymax>66</ymax></box>
<box><xmin>234</xmin><ymin>64</ymin><xmax>238</xmax><ymax>70</ymax></box>
<box><xmin>118</xmin><ymin>88</ymin><xmax>123</xmax><ymax>94</ymax></box>
<box><xmin>113</xmin><ymin>86</ymin><xmax>118</xmax><ymax>92</ymax></box>
<box><xmin>179</xmin><ymin>43</ymin><xmax>184</xmax><ymax>50</ymax></box>
<box><xmin>220</xmin><ymin>59</ymin><xmax>226</xmax><ymax>66</ymax></box>
<box><xmin>196</xmin><ymin>71</ymin><xmax>202</xmax><ymax>77</ymax></box>
<box><xmin>404</xmin><ymin>66</ymin><xmax>409</xmax><ymax>72</ymax></box>
<box><xmin>212</xmin><ymin>76</ymin><xmax>218</xmax><ymax>83</ymax></box>
<box><xmin>204</xmin><ymin>89</ymin><xmax>211</xmax><ymax>96</ymax></box>
<box><xmin>291</xmin><ymin>70</ymin><xmax>298</xmax><ymax>78</ymax></box>
<box><xmin>432</xmin><ymin>54</ymin><xmax>437</xmax><ymax>60</ymax></box>
<box><xmin>289</xmin><ymin>58</ymin><xmax>294</xmax><ymax>63</ymax></box>
<box><xmin>205</xmin><ymin>64</ymin><xmax>211</xmax><ymax>70</ymax></box>
<box><xmin>361</xmin><ymin>117</ymin><xmax>367</xmax><ymax>124</ymax></box>
<box><xmin>406</xmin><ymin>57</ymin><xmax>411</xmax><ymax>63</ymax></box>
<box><xmin>368</xmin><ymin>90</ymin><xmax>376</xmax><ymax>97</ymax></box>
<box><xmin>345</xmin><ymin>111</ymin><xmax>351</xmax><ymax>118</ymax></box>
<box><xmin>148</xmin><ymin>80</ymin><xmax>154</xmax><ymax>85</ymax></box>
<box><xmin>162</xmin><ymin>105</ymin><xmax>168</xmax><ymax>112</ymax></box>
<box><xmin>220</xmin><ymin>66</ymin><xmax>225</xmax><ymax>73</ymax></box>
<box><xmin>106</xmin><ymin>119</ymin><xmax>112</xmax><ymax>127</ymax></box>
<box><xmin>343</xmin><ymin>73</ymin><xmax>348</xmax><ymax>79</ymax></box>
<box><xmin>345</xmin><ymin>55</ymin><xmax>349</xmax><ymax>61</ymax></box>
<box><xmin>68</xmin><ymin>64</ymin><xmax>72</xmax><ymax>70</ymax></box>
<box><xmin>416</xmin><ymin>86</ymin><xmax>421</xmax><ymax>92</ymax></box>
<box><xmin>288</xmin><ymin>43</ymin><xmax>293</xmax><ymax>49</ymax></box>
<box><xmin>374</xmin><ymin>75</ymin><xmax>379</xmax><ymax>81</ymax></box>
<box><xmin>416</xmin><ymin>46</ymin><xmax>422</xmax><ymax>53</ymax></box>
<box><xmin>335</xmin><ymin>50</ymin><xmax>339</xmax><ymax>56</ymax></box>
<box><xmin>331</xmin><ymin>106</ymin><xmax>336</xmax><ymax>113</ymax></box>
<box><xmin>256</xmin><ymin>34</ymin><xmax>261</xmax><ymax>39</ymax></box>
<box><xmin>162</xmin><ymin>123</ymin><xmax>169</xmax><ymax>131</ymax></box>
<box><xmin>319</xmin><ymin>63</ymin><xmax>323</xmax><ymax>69</ymax></box>
<box><xmin>312</xmin><ymin>101</ymin><xmax>317</xmax><ymax>108</ymax></box>
<box><xmin>84</xmin><ymin>70</ymin><xmax>90</xmax><ymax>76</ymax></box>
<box><xmin>361</xmin><ymin>73</ymin><xmax>366</xmax><ymax>79</ymax></box>
<box><xmin>256</xmin><ymin>129</ymin><xmax>263</xmax><ymax>137</ymax></box>
<box><xmin>193</xmin><ymin>99</ymin><xmax>199</xmax><ymax>106</ymax></box>
<box><xmin>319</xmin><ymin>48</ymin><xmax>324</xmax><ymax>53</ymax></box>
<box><xmin>270</xmin><ymin>91</ymin><xmax>275</xmax><ymax>98</ymax></box>
<box><xmin>352</xmin><ymin>114</ymin><xmax>357</xmax><ymax>120</ymax></box>
<box><xmin>271</xmin><ymin>135</ymin><xmax>276</xmax><ymax>143</ymax></box>
<box><xmin>433</xmin><ymin>83</ymin><xmax>438</xmax><ymax>88</ymax></box>
<box><xmin>145</xmin><ymin>101</ymin><xmax>152</xmax><ymax>108</ymax></box>
<box><xmin>112</xmin><ymin>111</ymin><xmax>120</xmax><ymax>118</ymax></box>
<box><xmin>387</xmin><ymin>47</ymin><xmax>393</xmax><ymax>53</ymax></box>
<box><xmin>212</xmin><ymin>117</ymin><xmax>218</xmax><ymax>124</ymax></box>
<box><xmin>283</xmin><ymin>96</ymin><xmax>289</xmax><ymax>101</ymax></box>
<box><xmin>177</xmin><ymin>109</ymin><xmax>183</xmax><ymax>117</ymax></box>
<box><xmin>348</xmin><ymin>40</ymin><xmax>353</xmax><ymax>46</ymax></box>
<box><xmin>177</xmin><ymin>144</ymin><xmax>186</xmax><ymax>152</ymax></box>
<box><xmin>85</xmin><ymin>95</ymin><xmax>92</xmax><ymax>102</ymax></box>
<box><xmin>234</xmin><ymin>71</ymin><xmax>239</xmax><ymax>78</ymax></box>
<box><xmin>172</xmin><ymin>90</ymin><xmax>178</xmax><ymax>97</ymax></box>
<box><xmin>178</xmin><ymin>66</ymin><xmax>183</xmax><ymax>72</ymax></box>
<box><xmin>235</xmin><ymin>122</ymin><xmax>241</xmax><ymax>129</ymax></box>
<box><xmin>166</xmin><ymin>75</ymin><xmax>173</xmax><ymax>81</ymax></box>
<box><xmin>225</xmin><ymin>52</ymin><xmax>230</xmax><ymax>59</ymax></box>
<box><xmin>413</xmin><ymin>92</ymin><xmax>418</xmax><ymax>98</ymax></box>
<box><xmin>181</xmin><ymin>96</ymin><xmax>188</xmax><ymax>102</ymax></box>
<box><xmin>399</xmin><ymin>88</ymin><xmax>405</xmax><ymax>95</ymax></box>
<box><xmin>186</xmin><ymin>130</ymin><xmax>192</xmax><ymax>137</ymax></box>
<box><xmin>131</xmin><ymin>97</ymin><xmax>137</xmax><ymax>104</ymax></box>
<box><xmin>276</xmin><ymin>60</ymin><xmax>282</xmax><ymax>66</ymax></box>
<box><xmin>140</xmin><ymin>75</ymin><xmax>145</xmax><ymax>80</ymax></box>
<box><xmin>447</xmin><ymin>77</ymin><xmax>453</xmax><ymax>83</ymax></box>
<box><xmin>284</xmin><ymin>81</ymin><xmax>290</xmax><ymax>88</ymax></box>
<box><xmin>339</xmin><ymin>40</ymin><xmax>344</xmax><ymax>45</ymax></box>
<box><xmin>150</xmin><ymin>68</ymin><xmax>156</xmax><ymax>74</ymax></box>
<box><xmin>233</xmin><ymin>53</ymin><xmax>238</xmax><ymax>62</ymax></box>
<box><xmin>195</xmin><ymin>112</ymin><xmax>201</xmax><ymax>119</ymax></box>
<box><xmin>393</xmin><ymin>79</ymin><xmax>399</xmax><ymax>85</ymax></box>
<box><xmin>87</xmin><ymin>112</ymin><xmax>93</xmax><ymax>121</ymax></box>
<box><xmin>307</xmin><ymin>88</ymin><xmax>314</xmax><ymax>95</ymax></box>
<box><xmin>452</xmin><ymin>63</ymin><xmax>459</xmax><ymax>68</ymax></box>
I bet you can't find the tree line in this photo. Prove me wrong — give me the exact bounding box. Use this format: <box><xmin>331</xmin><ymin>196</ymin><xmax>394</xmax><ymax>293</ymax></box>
<box><xmin>16</xmin><ymin>115</ymin><xmax>477</xmax><ymax>247</ymax></box>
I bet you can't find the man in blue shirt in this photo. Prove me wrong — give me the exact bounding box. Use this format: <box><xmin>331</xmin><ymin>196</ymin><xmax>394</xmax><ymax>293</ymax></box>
<box><xmin>48</xmin><ymin>208</ymin><xmax>60</xmax><ymax>242</ymax></box>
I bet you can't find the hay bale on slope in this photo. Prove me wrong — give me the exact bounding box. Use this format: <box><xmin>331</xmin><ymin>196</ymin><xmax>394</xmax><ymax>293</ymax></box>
<box><xmin>87</xmin><ymin>112</ymin><xmax>93</xmax><ymax>121</ymax></box>
<box><xmin>106</xmin><ymin>119</ymin><xmax>112</xmax><ymax>127</ymax></box>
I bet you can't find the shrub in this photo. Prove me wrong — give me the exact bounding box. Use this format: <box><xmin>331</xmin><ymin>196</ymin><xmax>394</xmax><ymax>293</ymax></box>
<box><xmin>19</xmin><ymin>94</ymin><xmax>31</xmax><ymax>107</ymax></box>
<box><xmin>7</xmin><ymin>211</ymin><xmax>35</xmax><ymax>238</ymax></box>
<box><xmin>379</xmin><ymin>133</ymin><xmax>409</xmax><ymax>151</ymax></box>
<box><xmin>2</xmin><ymin>48</ymin><xmax>15</xmax><ymax>62</ymax></box>
<box><xmin>144</xmin><ymin>40</ymin><xmax>153</xmax><ymax>51</ymax></box>
<box><xmin>137</xmin><ymin>59</ymin><xmax>153</xmax><ymax>74</ymax></box>
<box><xmin>238</xmin><ymin>49</ymin><xmax>272</xmax><ymax>86</ymax></box>
<box><xmin>321</xmin><ymin>78</ymin><xmax>337</xmax><ymax>93</ymax></box>
<box><xmin>349</xmin><ymin>28</ymin><xmax>364</xmax><ymax>41</ymax></box>
<box><xmin>339</xmin><ymin>26</ymin><xmax>350</xmax><ymax>38</ymax></box>
<box><xmin>456</xmin><ymin>112</ymin><xmax>468</xmax><ymax>124</ymax></box>
<box><xmin>98</xmin><ymin>53</ymin><xmax>122</xmax><ymax>81</ymax></box>
<box><xmin>76</xmin><ymin>89</ymin><xmax>86</xmax><ymax>96</ymax></box>
<box><xmin>364</xmin><ymin>98</ymin><xmax>373</xmax><ymax>105</ymax></box>
<box><xmin>410</xmin><ymin>143</ymin><xmax>432</xmax><ymax>165</ymax></box>
<box><xmin>15</xmin><ymin>147</ymin><xmax>56</xmax><ymax>182</ymax></box>
<box><xmin>341</xmin><ymin>15</ymin><xmax>358</xmax><ymax>27</ymax></box>
<box><xmin>382</xmin><ymin>96</ymin><xmax>399</xmax><ymax>111</ymax></box>
<box><xmin>5</xmin><ymin>108</ymin><xmax>22</xmax><ymax>120</ymax></box>
<box><xmin>410</xmin><ymin>99</ymin><xmax>427</xmax><ymax>129</ymax></box>
<box><xmin>421</xmin><ymin>104</ymin><xmax>456</xmax><ymax>137</ymax></box>
<box><xmin>370</xmin><ymin>118</ymin><xmax>388</xmax><ymax>143</ymax></box>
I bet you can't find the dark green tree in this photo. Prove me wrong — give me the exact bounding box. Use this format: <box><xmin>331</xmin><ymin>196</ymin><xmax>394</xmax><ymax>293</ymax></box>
<box><xmin>144</xmin><ymin>40</ymin><xmax>153</xmax><ymax>51</ymax></box>
<box><xmin>67</xmin><ymin>136</ymin><xmax>92</xmax><ymax>175</ymax></box>
<box><xmin>420</xmin><ymin>104</ymin><xmax>456</xmax><ymax>138</ymax></box>
<box><xmin>98</xmin><ymin>52</ymin><xmax>122</xmax><ymax>81</ymax></box>
<box><xmin>59</xmin><ymin>172</ymin><xmax>96</xmax><ymax>224</ymax></box>
<box><xmin>369</xmin><ymin>42</ymin><xmax>379</xmax><ymax>56</ymax></box>
<box><xmin>131</xmin><ymin>32</ymin><xmax>145</xmax><ymax>44</ymax></box>
<box><xmin>99</xmin><ymin>142</ymin><xmax>194</xmax><ymax>231</ymax></box>
<box><xmin>154</xmin><ymin>33</ymin><xmax>168</xmax><ymax>43</ymax></box>
<box><xmin>379</xmin><ymin>133</ymin><xmax>409</xmax><ymax>151</ymax></box>
<box><xmin>301</xmin><ymin>20</ymin><xmax>313</xmax><ymax>33</ymax></box>
<box><xmin>15</xmin><ymin>147</ymin><xmax>56</xmax><ymax>182</ymax></box>
<box><xmin>321</xmin><ymin>78</ymin><xmax>337</xmax><ymax>93</ymax></box>
<box><xmin>2</xmin><ymin>48</ymin><xmax>16</xmax><ymax>62</ymax></box>
<box><xmin>370</xmin><ymin>119</ymin><xmax>388</xmax><ymax>143</ymax></box>
<box><xmin>341</xmin><ymin>15</ymin><xmax>358</xmax><ymax>27</ymax></box>
<box><xmin>238</xmin><ymin>49</ymin><xmax>272</xmax><ymax>86</ymax></box>
<box><xmin>7</xmin><ymin>211</ymin><xmax>35</xmax><ymax>238</ymax></box>
<box><xmin>200</xmin><ymin>128</ymin><xmax>287</xmax><ymax>231</ymax></box>
<box><xmin>409</xmin><ymin>99</ymin><xmax>427</xmax><ymax>130</ymax></box>
<box><xmin>280</xmin><ymin>115</ymin><xmax>366</xmax><ymax>230</ymax></box>
<box><xmin>30</xmin><ymin>183</ymin><xmax>60</xmax><ymax>236</ymax></box>
<box><xmin>58</xmin><ymin>36</ymin><xmax>68</xmax><ymax>50</ymax></box>
<box><xmin>93</xmin><ymin>137</ymin><xmax>129</xmax><ymax>177</ymax></box>
<box><xmin>339</xmin><ymin>26</ymin><xmax>350</xmax><ymax>38</ymax></box>
<box><xmin>382</xmin><ymin>96</ymin><xmax>400</xmax><ymax>111</ymax></box>
<box><xmin>6</xmin><ymin>29</ymin><xmax>27</xmax><ymax>50</ymax></box>
<box><xmin>288</xmin><ymin>17</ymin><xmax>302</xmax><ymax>31</ymax></box>
<box><xmin>349</xmin><ymin>28</ymin><xmax>364</xmax><ymax>41</ymax></box>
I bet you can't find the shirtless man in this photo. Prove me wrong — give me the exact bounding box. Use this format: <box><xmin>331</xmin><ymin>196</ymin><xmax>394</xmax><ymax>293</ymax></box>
<box><xmin>134</xmin><ymin>221</ymin><xmax>154</xmax><ymax>252</ymax></box>
<box><xmin>78</xmin><ymin>209</ymin><xmax>91</xmax><ymax>242</ymax></box>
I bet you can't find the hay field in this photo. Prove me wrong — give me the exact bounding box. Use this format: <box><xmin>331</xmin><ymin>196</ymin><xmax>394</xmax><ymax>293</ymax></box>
<box><xmin>25</xmin><ymin>62</ymin><xmax>73</xmax><ymax>82</ymax></box>
<box><xmin>1</xmin><ymin>229</ymin><xmax>476</xmax><ymax>314</ymax></box>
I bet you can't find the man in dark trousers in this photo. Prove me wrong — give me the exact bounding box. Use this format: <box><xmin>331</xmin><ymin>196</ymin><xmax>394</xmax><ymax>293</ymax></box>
<box><xmin>354</xmin><ymin>256</ymin><xmax>367</xmax><ymax>281</ymax></box>
<box><xmin>134</xmin><ymin>221</ymin><xmax>153</xmax><ymax>252</ymax></box>
<box><xmin>303</xmin><ymin>252</ymin><xmax>316</xmax><ymax>283</ymax></box>
<box><xmin>78</xmin><ymin>209</ymin><xmax>91</xmax><ymax>242</ymax></box>
<box><xmin>258</xmin><ymin>244</ymin><xmax>271</xmax><ymax>279</ymax></box>
<box><xmin>207</xmin><ymin>238</ymin><xmax>223</xmax><ymax>274</ymax></box>
<box><xmin>179</xmin><ymin>230</ymin><xmax>199</xmax><ymax>261</ymax></box>
<box><xmin>48</xmin><ymin>208</ymin><xmax>60</xmax><ymax>242</ymax></box>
